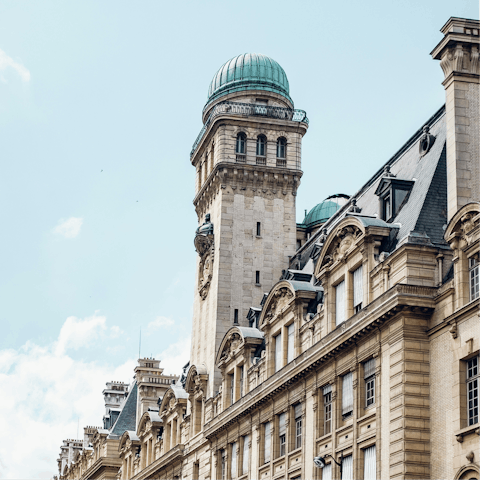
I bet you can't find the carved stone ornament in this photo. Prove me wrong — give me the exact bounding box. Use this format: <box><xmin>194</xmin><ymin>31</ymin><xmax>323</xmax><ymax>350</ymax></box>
<box><xmin>264</xmin><ymin>287</ymin><xmax>294</xmax><ymax>323</ymax></box>
<box><xmin>419</xmin><ymin>125</ymin><xmax>436</xmax><ymax>157</ymax></box>
<box><xmin>195</xmin><ymin>214</ymin><xmax>214</xmax><ymax>300</ymax></box>
<box><xmin>332</xmin><ymin>226</ymin><xmax>362</xmax><ymax>263</ymax></box>
<box><xmin>220</xmin><ymin>333</ymin><xmax>242</xmax><ymax>362</ymax></box>
<box><xmin>460</xmin><ymin>213</ymin><xmax>476</xmax><ymax>236</ymax></box>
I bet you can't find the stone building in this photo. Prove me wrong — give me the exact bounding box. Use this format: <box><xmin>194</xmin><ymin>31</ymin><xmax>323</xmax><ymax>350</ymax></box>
<box><xmin>57</xmin><ymin>17</ymin><xmax>479</xmax><ymax>480</ymax></box>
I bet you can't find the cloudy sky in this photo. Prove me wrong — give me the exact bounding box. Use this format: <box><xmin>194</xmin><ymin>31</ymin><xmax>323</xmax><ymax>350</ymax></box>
<box><xmin>0</xmin><ymin>0</ymin><xmax>477</xmax><ymax>478</ymax></box>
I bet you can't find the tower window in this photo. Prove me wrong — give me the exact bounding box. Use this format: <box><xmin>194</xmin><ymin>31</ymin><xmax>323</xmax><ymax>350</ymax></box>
<box><xmin>276</xmin><ymin>137</ymin><xmax>286</xmax><ymax>158</ymax></box>
<box><xmin>256</xmin><ymin>222</ymin><xmax>261</xmax><ymax>236</ymax></box>
<box><xmin>256</xmin><ymin>135</ymin><xmax>266</xmax><ymax>157</ymax></box>
<box><xmin>255</xmin><ymin>271</ymin><xmax>260</xmax><ymax>285</ymax></box>
<box><xmin>236</xmin><ymin>132</ymin><xmax>246</xmax><ymax>154</ymax></box>
<box><xmin>234</xmin><ymin>309</ymin><xmax>239</xmax><ymax>324</ymax></box>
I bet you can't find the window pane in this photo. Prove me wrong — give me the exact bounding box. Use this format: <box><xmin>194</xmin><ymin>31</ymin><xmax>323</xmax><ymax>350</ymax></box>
<box><xmin>275</xmin><ymin>333</ymin><xmax>282</xmax><ymax>372</ymax></box>
<box><xmin>231</xmin><ymin>442</ymin><xmax>237</xmax><ymax>479</ymax></box>
<box><xmin>279</xmin><ymin>413</ymin><xmax>286</xmax><ymax>435</ymax></box>
<box><xmin>322</xmin><ymin>463</ymin><xmax>332</xmax><ymax>480</ymax></box>
<box><xmin>342</xmin><ymin>372</ymin><xmax>353</xmax><ymax>416</ymax></box>
<box><xmin>264</xmin><ymin>422</ymin><xmax>271</xmax><ymax>463</ymax></box>
<box><xmin>295</xmin><ymin>417</ymin><xmax>302</xmax><ymax>449</ymax></box>
<box><xmin>342</xmin><ymin>455</ymin><xmax>353</xmax><ymax>480</ymax></box>
<box><xmin>335</xmin><ymin>281</ymin><xmax>345</xmax><ymax>325</ymax></box>
<box><xmin>287</xmin><ymin>323</ymin><xmax>295</xmax><ymax>363</ymax></box>
<box><xmin>353</xmin><ymin>265</ymin><xmax>363</xmax><ymax>309</ymax></box>
<box><xmin>364</xmin><ymin>445</ymin><xmax>376</xmax><ymax>480</ymax></box>
<box><xmin>242</xmin><ymin>435</ymin><xmax>249</xmax><ymax>475</ymax></box>
<box><xmin>470</xmin><ymin>261</ymin><xmax>479</xmax><ymax>301</ymax></box>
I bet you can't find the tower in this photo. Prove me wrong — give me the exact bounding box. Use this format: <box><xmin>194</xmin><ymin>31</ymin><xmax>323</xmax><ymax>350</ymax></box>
<box><xmin>190</xmin><ymin>54</ymin><xmax>309</xmax><ymax>396</ymax></box>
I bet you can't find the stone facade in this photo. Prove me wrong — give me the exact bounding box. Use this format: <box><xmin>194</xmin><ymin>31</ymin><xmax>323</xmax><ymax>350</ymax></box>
<box><xmin>57</xmin><ymin>18</ymin><xmax>480</xmax><ymax>480</ymax></box>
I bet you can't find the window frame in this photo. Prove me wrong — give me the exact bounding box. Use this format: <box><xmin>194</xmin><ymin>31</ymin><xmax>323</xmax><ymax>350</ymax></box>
<box><xmin>294</xmin><ymin>403</ymin><xmax>302</xmax><ymax>449</ymax></box>
<box><xmin>264</xmin><ymin>422</ymin><xmax>271</xmax><ymax>464</ymax></box>
<box><xmin>342</xmin><ymin>372</ymin><xmax>354</xmax><ymax>419</ymax></box>
<box><xmin>241</xmin><ymin>435</ymin><xmax>249</xmax><ymax>476</ymax></box>
<box><xmin>335</xmin><ymin>279</ymin><xmax>346</xmax><ymax>326</ymax></box>
<box><xmin>467</xmin><ymin>355</ymin><xmax>479</xmax><ymax>426</ymax></box>
<box><xmin>469</xmin><ymin>255</ymin><xmax>479</xmax><ymax>301</ymax></box>
<box><xmin>278</xmin><ymin>412</ymin><xmax>286</xmax><ymax>457</ymax></box>
<box><xmin>323</xmin><ymin>385</ymin><xmax>332</xmax><ymax>435</ymax></box>
<box><xmin>364</xmin><ymin>358</ymin><xmax>376</xmax><ymax>408</ymax></box>
<box><xmin>276</xmin><ymin>137</ymin><xmax>287</xmax><ymax>159</ymax></box>
<box><xmin>274</xmin><ymin>332</ymin><xmax>283</xmax><ymax>373</ymax></box>
<box><xmin>353</xmin><ymin>265</ymin><xmax>363</xmax><ymax>313</ymax></box>
<box><xmin>236</xmin><ymin>133</ymin><xmax>246</xmax><ymax>154</ymax></box>
<box><xmin>287</xmin><ymin>323</ymin><xmax>295</xmax><ymax>363</ymax></box>
<box><xmin>256</xmin><ymin>135</ymin><xmax>267</xmax><ymax>157</ymax></box>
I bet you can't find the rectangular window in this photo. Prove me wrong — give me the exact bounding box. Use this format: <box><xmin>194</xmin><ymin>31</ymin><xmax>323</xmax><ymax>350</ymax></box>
<box><xmin>234</xmin><ymin>309</ymin><xmax>239</xmax><ymax>324</ymax></box>
<box><xmin>264</xmin><ymin>422</ymin><xmax>271</xmax><ymax>463</ymax></box>
<box><xmin>383</xmin><ymin>194</ymin><xmax>392</xmax><ymax>220</ymax></box>
<box><xmin>335</xmin><ymin>280</ymin><xmax>345</xmax><ymax>325</ymax></box>
<box><xmin>287</xmin><ymin>323</ymin><xmax>295</xmax><ymax>363</ymax></box>
<box><xmin>467</xmin><ymin>356</ymin><xmax>479</xmax><ymax>426</ymax></box>
<box><xmin>256</xmin><ymin>222</ymin><xmax>261</xmax><ymax>236</ymax></box>
<box><xmin>231</xmin><ymin>442</ymin><xmax>237</xmax><ymax>479</ymax></box>
<box><xmin>353</xmin><ymin>265</ymin><xmax>363</xmax><ymax>313</ymax></box>
<box><xmin>364</xmin><ymin>358</ymin><xmax>376</xmax><ymax>407</ymax></box>
<box><xmin>470</xmin><ymin>256</ymin><xmax>479</xmax><ymax>301</ymax></box>
<box><xmin>322</xmin><ymin>463</ymin><xmax>332</xmax><ymax>480</ymax></box>
<box><xmin>342</xmin><ymin>372</ymin><xmax>353</xmax><ymax>418</ymax></box>
<box><xmin>256</xmin><ymin>271</ymin><xmax>260</xmax><ymax>285</ymax></box>
<box><xmin>229</xmin><ymin>373</ymin><xmax>234</xmax><ymax>406</ymax></box>
<box><xmin>275</xmin><ymin>332</ymin><xmax>283</xmax><ymax>372</ymax></box>
<box><xmin>342</xmin><ymin>455</ymin><xmax>353</xmax><ymax>480</ymax></box>
<box><xmin>278</xmin><ymin>412</ymin><xmax>286</xmax><ymax>456</ymax></box>
<box><xmin>294</xmin><ymin>403</ymin><xmax>302</xmax><ymax>449</ymax></box>
<box><xmin>239</xmin><ymin>366</ymin><xmax>244</xmax><ymax>398</ymax></box>
<box><xmin>242</xmin><ymin>435</ymin><xmax>249</xmax><ymax>475</ymax></box>
<box><xmin>220</xmin><ymin>449</ymin><xmax>226</xmax><ymax>480</ymax></box>
<box><xmin>363</xmin><ymin>445</ymin><xmax>376</xmax><ymax>480</ymax></box>
<box><xmin>323</xmin><ymin>384</ymin><xmax>332</xmax><ymax>435</ymax></box>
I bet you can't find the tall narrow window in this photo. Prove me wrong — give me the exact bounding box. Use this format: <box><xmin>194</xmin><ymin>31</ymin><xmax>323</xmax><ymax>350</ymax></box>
<box><xmin>276</xmin><ymin>137</ymin><xmax>286</xmax><ymax>158</ymax></box>
<box><xmin>294</xmin><ymin>403</ymin><xmax>302</xmax><ymax>449</ymax></box>
<box><xmin>278</xmin><ymin>413</ymin><xmax>286</xmax><ymax>456</ymax></box>
<box><xmin>322</xmin><ymin>463</ymin><xmax>332</xmax><ymax>480</ymax></box>
<box><xmin>470</xmin><ymin>256</ymin><xmax>479</xmax><ymax>301</ymax></box>
<box><xmin>342</xmin><ymin>455</ymin><xmax>353</xmax><ymax>480</ymax></box>
<box><xmin>323</xmin><ymin>384</ymin><xmax>332</xmax><ymax>434</ymax></box>
<box><xmin>275</xmin><ymin>332</ymin><xmax>282</xmax><ymax>372</ymax></box>
<box><xmin>193</xmin><ymin>461</ymin><xmax>200</xmax><ymax>480</ymax></box>
<box><xmin>234</xmin><ymin>309</ymin><xmax>239</xmax><ymax>324</ymax></box>
<box><xmin>239</xmin><ymin>366</ymin><xmax>244</xmax><ymax>398</ymax></box>
<box><xmin>364</xmin><ymin>358</ymin><xmax>376</xmax><ymax>407</ymax></box>
<box><xmin>363</xmin><ymin>445</ymin><xmax>376</xmax><ymax>480</ymax></box>
<box><xmin>229</xmin><ymin>373</ymin><xmax>234</xmax><ymax>406</ymax></box>
<box><xmin>256</xmin><ymin>222</ymin><xmax>261</xmax><ymax>236</ymax></box>
<box><xmin>242</xmin><ymin>435</ymin><xmax>249</xmax><ymax>475</ymax></box>
<box><xmin>335</xmin><ymin>280</ymin><xmax>345</xmax><ymax>325</ymax></box>
<box><xmin>264</xmin><ymin>422</ymin><xmax>271</xmax><ymax>463</ymax></box>
<box><xmin>467</xmin><ymin>356</ymin><xmax>479</xmax><ymax>425</ymax></box>
<box><xmin>256</xmin><ymin>135</ymin><xmax>266</xmax><ymax>157</ymax></box>
<box><xmin>353</xmin><ymin>265</ymin><xmax>363</xmax><ymax>313</ymax></box>
<box><xmin>255</xmin><ymin>271</ymin><xmax>260</xmax><ymax>285</ymax></box>
<box><xmin>342</xmin><ymin>372</ymin><xmax>353</xmax><ymax>418</ymax></box>
<box><xmin>287</xmin><ymin>323</ymin><xmax>295</xmax><ymax>363</ymax></box>
<box><xmin>236</xmin><ymin>133</ymin><xmax>246</xmax><ymax>154</ymax></box>
<box><xmin>231</xmin><ymin>442</ymin><xmax>237</xmax><ymax>479</ymax></box>
<box><xmin>220</xmin><ymin>449</ymin><xmax>226</xmax><ymax>480</ymax></box>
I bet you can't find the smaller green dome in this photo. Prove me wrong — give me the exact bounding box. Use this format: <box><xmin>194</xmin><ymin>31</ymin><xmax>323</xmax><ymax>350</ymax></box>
<box><xmin>206</xmin><ymin>53</ymin><xmax>292</xmax><ymax>107</ymax></box>
<box><xmin>300</xmin><ymin>195</ymin><xmax>350</xmax><ymax>227</ymax></box>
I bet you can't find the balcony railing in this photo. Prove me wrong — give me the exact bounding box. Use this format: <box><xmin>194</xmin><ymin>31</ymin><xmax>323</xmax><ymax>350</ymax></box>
<box><xmin>190</xmin><ymin>101</ymin><xmax>309</xmax><ymax>157</ymax></box>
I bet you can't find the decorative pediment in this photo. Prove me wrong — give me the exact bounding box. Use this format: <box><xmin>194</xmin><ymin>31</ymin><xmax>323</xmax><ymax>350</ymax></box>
<box><xmin>216</xmin><ymin>326</ymin><xmax>264</xmax><ymax>366</ymax></box>
<box><xmin>445</xmin><ymin>202</ymin><xmax>480</xmax><ymax>252</ymax></box>
<box><xmin>185</xmin><ymin>363</ymin><xmax>209</xmax><ymax>396</ymax></box>
<box><xmin>257</xmin><ymin>281</ymin><xmax>295</xmax><ymax>328</ymax></box>
<box><xmin>159</xmin><ymin>385</ymin><xmax>188</xmax><ymax>417</ymax></box>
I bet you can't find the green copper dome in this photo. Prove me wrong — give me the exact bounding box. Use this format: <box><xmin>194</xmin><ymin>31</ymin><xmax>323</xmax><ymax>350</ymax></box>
<box><xmin>206</xmin><ymin>53</ymin><xmax>292</xmax><ymax>106</ymax></box>
<box><xmin>300</xmin><ymin>195</ymin><xmax>350</xmax><ymax>228</ymax></box>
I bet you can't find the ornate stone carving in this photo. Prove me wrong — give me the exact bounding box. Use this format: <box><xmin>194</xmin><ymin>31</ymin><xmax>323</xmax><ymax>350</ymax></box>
<box><xmin>264</xmin><ymin>287</ymin><xmax>294</xmax><ymax>323</ymax></box>
<box><xmin>419</xmin><ymin>125</ymin><xmax>436</xmax><ymax>157</ymax></box>
<box><xmin>195</xmin><ymin>214</ymin><xmax>214</xmax><ymax>300</ymax></box>
<box><xmin>219</xmin><ymin>333</ymin><xmax>242</xmax><ymax>362</ymax></box>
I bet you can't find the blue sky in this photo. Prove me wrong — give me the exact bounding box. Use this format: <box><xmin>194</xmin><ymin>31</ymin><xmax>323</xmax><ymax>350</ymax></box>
<box><xmin>0</xmin><ymin>1</ymin><xmax>477</xmax><ymax>478</ymax></box>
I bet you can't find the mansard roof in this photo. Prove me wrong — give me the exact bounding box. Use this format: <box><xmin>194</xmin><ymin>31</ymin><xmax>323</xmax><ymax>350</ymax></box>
<box><xmin>291</xmin><ymin>105</ymin><xmax>448</xmax><ymax>271</ymax></box>
<box><xmin>108</xmin><ymin>382</ymin><xmax>138</xmax><ymax>438</ymax></box>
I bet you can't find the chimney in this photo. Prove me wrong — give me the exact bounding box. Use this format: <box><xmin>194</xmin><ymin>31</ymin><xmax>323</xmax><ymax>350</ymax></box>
<box><xmin>431</xmin><ymin>17</ymin><xmax>480</xmax><ymax>220</ymax></box>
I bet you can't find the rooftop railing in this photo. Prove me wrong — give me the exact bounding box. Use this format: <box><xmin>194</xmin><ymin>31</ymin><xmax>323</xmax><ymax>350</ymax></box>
<box><xmin>190</xmin><ymin>101</ymin><xmax>308</xmax><ymax>157</ymax></box>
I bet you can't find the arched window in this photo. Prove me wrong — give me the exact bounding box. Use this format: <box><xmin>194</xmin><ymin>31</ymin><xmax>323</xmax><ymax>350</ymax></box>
<box><xmin>236</xmin><ymin>133</ymin><xmax>246</xmax><ymax>154</ymax></box>
<box><xmin>276</xmin><ymin>137</ymin><xmax>286</xmax><ymax>159</ymax></box>
<box><xmin>256</xmin><ymin>135</ymin><xmax>266</xmax><ymax>157</ymax></box>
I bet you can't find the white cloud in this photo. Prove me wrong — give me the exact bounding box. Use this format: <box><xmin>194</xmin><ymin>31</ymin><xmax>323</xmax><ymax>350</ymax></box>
<box><xmin>156</xmin><ymin>337</ymin><xmax>191</xmax><ymax>376</ymax></box>
<box><xmin>0</xmin><ymin>315</ymin><xmax>135</xmax><ymax>479</ymax></box>
<box><xmin>53</xmin><ymin>217</ymin><xmax>83</xmax><ymax>239</ymax></box>
<box><xmin>147</xmin><ymin>316</ymin><xmax>175</xmax><ymax>331</ymax></box>
<box><xmin>0</xmin><ymin>48</ymin><xmax>30</xmax><ymax>82</ymax></box>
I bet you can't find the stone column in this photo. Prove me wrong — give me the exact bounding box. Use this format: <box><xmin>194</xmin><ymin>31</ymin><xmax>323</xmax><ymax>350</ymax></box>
<box><xmin>431</xmin><ymin>17</ymin><xmax>480</xmax><ymax>220</ymax></box>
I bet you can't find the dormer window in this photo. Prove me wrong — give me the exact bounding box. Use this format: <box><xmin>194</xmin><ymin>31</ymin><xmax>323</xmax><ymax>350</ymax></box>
<box><xmin>375</xmin><ymin>173</ymin><xmax>414</xmax><ymax>221</ymax></box>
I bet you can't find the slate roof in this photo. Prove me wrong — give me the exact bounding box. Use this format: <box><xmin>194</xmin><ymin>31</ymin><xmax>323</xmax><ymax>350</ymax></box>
<box><xmin>108</xmin><ymin>382</ymin><xmax>138</xmax><ymax>438</ymax></box>
<box><xmin>291</xmin><ymin>105</ymin><xmax>448</xmax><ymax>270</ymax></box>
